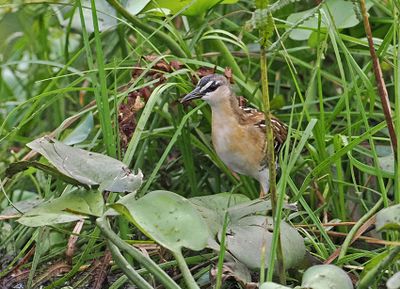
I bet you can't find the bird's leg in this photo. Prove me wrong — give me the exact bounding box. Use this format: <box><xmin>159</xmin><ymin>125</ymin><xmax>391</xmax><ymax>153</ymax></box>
<box><xmin>260</xmin><ymin>181</ymin><xmax>269</xmax><ymax>199</ymax></box>
<box><xmin>229</xmin><ymin>169</ymin><xmax>240</xmax><ymax>180</ymax></box>
<box><xmin>259</xmin><ymin>168</ymin><xmax>270</xmax><ymax>199</ymax></box>
<box><xmin>259</xmin><ymin>188</ymin><xmax>265</xmax><ymax>198</ymax></box>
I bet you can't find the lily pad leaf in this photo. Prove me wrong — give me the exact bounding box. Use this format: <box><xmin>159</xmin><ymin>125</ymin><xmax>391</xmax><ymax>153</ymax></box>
<box><xmin>112</xmin><ymin>190</ymin><xmax>210</xmax><ymax>252</ymax></box>
<box><xmin>27</xmin><ymin>136</ymin><xmax>143</xmax><ymax>193</ymax></box>
<box><xmin>63</xmin><ymin>113</ymin><xmax>94</xmax><ymax>145</ymax></box>
<box><xmin>222</xmin><ymin>215</ymin><xmax>306</xmax><ymax>270</ymax></box>
<box><xmin>228</xmin><ymin>199</ymin><xmax>298</xmax><ymax>222</ymax></box>
<box><xmin>286</xmin><ymin>0</ymin><xmax>373</xmax><ymax>41</ymax></box>
<box><xmin>301</xmin><ymin>265</ymin><xmax>353</xmax><ymax>289</ymax></box>
<box><xmin>17</xmin><ymin>189</ymin><xmax>103</xmax><ymax>227</ymax></box>
<box><xmin>189</xmin><ymin>193</ymin><xmax>250</xmax><ymax>235</ymax></box>
<box><xmin>376</xmin><ymin>204</ymin><xmax>400</xmax><ymax>232</ymax></box>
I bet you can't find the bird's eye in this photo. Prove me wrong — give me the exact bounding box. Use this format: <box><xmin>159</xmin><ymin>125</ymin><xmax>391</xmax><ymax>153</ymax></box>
<box><xmin>200</xmin><ymin>81</ymin><xmax>221</xmax><ymax>94</ymax></box>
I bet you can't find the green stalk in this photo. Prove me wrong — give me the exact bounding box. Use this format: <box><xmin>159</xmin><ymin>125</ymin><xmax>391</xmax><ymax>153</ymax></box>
<box><xmin>109</xmin><ymin>254</ymin><xmax>215</xmax><ymax>289</ymax></box>
<box><xmin>254</xmin><ymin>1</ymin><xmax>285</xmax><ymax>284</ymax></box>
<box><xmin>173</xmin><ymin>251</ymin><xmax>200</xmax><ymax>289</ymax></box>
<box><xmin>359</xmin><ymin>0</ymin><xmax>397</xmax><ymax>155</ymax></box>
<box><xmin>96</xmin><ymin>217</ymin><xmax>181</xmax><ymax>289</ymax></box>
<box><xmin>107</xmin><ymin>240</ymin><xmax>153</xmax><ymax>289</ymax></box>
<box><xmin>394</xmin><ymin>0</ymin><xmax>400</xmax><ymax>204</ymax></box>
<box><xmin>215</xmin><ymin>208</ymin><xmax>231</xmax><ymax>289</ymax></box>
<box><xmin>260</xmin><ymin>46</ymin><xmax>285</xmax><ymax>284</ymax></box>
<box><xmin>338</xmin><ymin>198</ymin><xmax>383</xmax><ymax>260</ymax></box>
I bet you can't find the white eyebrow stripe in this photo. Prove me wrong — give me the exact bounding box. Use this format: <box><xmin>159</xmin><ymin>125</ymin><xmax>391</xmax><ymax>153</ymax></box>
<box><xmin>199</xmin><ymin>81</ymin><xmax>213</xmax><ymax>92</ymax></box>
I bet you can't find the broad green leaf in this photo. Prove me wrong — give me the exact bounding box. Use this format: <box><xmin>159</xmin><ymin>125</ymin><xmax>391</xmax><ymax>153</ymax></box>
<box><xmin>387</xmin><ymin>272</ymin><xmax>400</xmax><ymax>289</ymax></box>
<box><xmin>228</xmin><ymin>199</ymin><xmax>298</xmax><ymax>222</ymax></box>
<box><xmin>190</xmin><ymin>193</ymin><xmax>250</xmax><ymax>235</ymax></box>
<box><xmin>112</xmin><ymin>190</ymin><xmax>209</xmax><ymax>252</ymax></box>
<box><xmin>376</xmin><ymin>204</ymin><xmax>400</xmax><ymax>232</ymax></box>
<box><xmin>286</xmin><ymin>0</ymin><xmax>373</xmax><ymax>41</ymax></box>
<box><xmin>17</xmin><ymin>189</ymin><xmax>103</xmax><ymax>227</ymax></box>
<box><xmin>222</xmin><ymin>215</ymin><xmax>306</xmax><ymax>270</ymax></box>
<box><xmin>190</xmin><ymin>193</ymin><xmax>250</xmax><ymax>214</ymax></box>
<box><xmin>140</xmin><ymin>0</ymin><xmax>238</xmax><ymax>16</ymax></box>
<box><xmin>301</xmin><ymin>265</ymin><xmax>353</xmax><ymax>289</ymax></box>
<box><xmin>63</xmin><ymin>113</ymin><xmax>94</xmax><ymax>145</ymax></box>
<box><xmin>27</xmin><ymin>136</ymin><xmax>143</xmax><ymax>193</ymax></box>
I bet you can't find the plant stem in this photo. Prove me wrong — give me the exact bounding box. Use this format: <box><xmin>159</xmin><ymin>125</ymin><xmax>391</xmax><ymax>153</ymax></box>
<box><xmin>255</xmin><ymin>2</ymin><xmax>285</xmax><ymax>283</ymax></box>
<box><xmin>359</xmin><ymin>0</ymin><xmax>397</xmax><ymax>157</ymax></box>
<box><xmin>393</xmin><ymin>0</ymin><xmax>400</xmax><ymax>204</ymax></box>
<box><xmin>107</xmin><ymin>240</ymin><xmax>153</xmax><ymax>289</ymax></box>
<box><xmin>338</xmin><ymin>198</ymin><xmax>382</xmax><ymax>260</ymax></box>
<box><xmin>172</xmin><ymin>250</ymin><xmax>200</xmax><ymax>289</ymax></box>
<box><xmin>261</xmin><ymin>45</ymin><xmax>285</xmax><ymax>285</ymax></box>
<box><xmin>96</xmin><ymin>217</ymin><xmax>181</xmax><ymax>289</ymax></box>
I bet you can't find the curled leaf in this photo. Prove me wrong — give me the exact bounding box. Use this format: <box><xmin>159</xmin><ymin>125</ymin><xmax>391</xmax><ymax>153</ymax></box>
<box><xmin>27</xmin><ymin>136</ymin><xmax>142</xmax><ymax>193</ymax></box>
<box><xmin>17</xmin><ymin>189</ymin><xmax>103</xmax><ymax>227</ymax></box>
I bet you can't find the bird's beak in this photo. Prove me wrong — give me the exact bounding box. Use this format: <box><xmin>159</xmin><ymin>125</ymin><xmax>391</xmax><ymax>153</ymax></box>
<box><xmin>180</xmin><ymin>87</ymin><xmax>203</xmax><ymax>103</ymax></box>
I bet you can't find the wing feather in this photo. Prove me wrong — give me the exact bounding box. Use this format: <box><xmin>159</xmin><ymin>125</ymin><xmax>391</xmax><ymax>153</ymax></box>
<box><xmin>239</xmin><ymin>106</ymin><xmax>287</xmax><ymax>154</ymax></box>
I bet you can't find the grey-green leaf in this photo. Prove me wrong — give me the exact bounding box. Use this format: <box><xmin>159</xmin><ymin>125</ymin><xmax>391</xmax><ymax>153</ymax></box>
<box><xmin>189</xmin><ymin>193</ymin><xmax>250</xmax><ymax>235</ymax></box>
<box><xmin>63</xmin><ymin>113</ymin><xmax>94</xmax><ymax>145</ymax></box>
<box><xmin>387</xmin><ymin>271</ymin><xmax>400</xmax><ymax>289</ymax></box>
<box><xmin>286</xmin><ymin>0</ymin><xmax>373</xmax><ymax>41</ymax></box>
<box><xmin>112</xmin><ymin>190</ymin><xmax>210</xmax><ymax>252</ymax></box>
<box><xmin>65</xmin><ymin>0</ymin><xmax>117</xmax><ymax>32</ymax></box>
<box><xmin>27</xmin><ymin>136</ymin><xmax>143</xmax><ymax>193</ymax></box>
<box><xmin>376</xmin><ymin>204</ymin><xmax>400</xmax><ymax>232</ymax></box>
<box><xmin>17</xmin><ymin>189</ymin><xmax>103</xmax><ymax>227</ymax></box>
<box><xmin>223</xmin><ymin>215</ymin><xmax>306</xmax><ymax>270</ymax></box>
<box><xmin>301</xmin><ymin>265</ymin><xmax>353</xmax><ymax>289</ymax></box>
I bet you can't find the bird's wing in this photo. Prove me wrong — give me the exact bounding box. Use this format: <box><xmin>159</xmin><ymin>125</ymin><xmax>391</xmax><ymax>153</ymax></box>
<box><xmin>239</xmin><ymin>106</ymin><xmax>288</xmax><ymax>154</ymax></box>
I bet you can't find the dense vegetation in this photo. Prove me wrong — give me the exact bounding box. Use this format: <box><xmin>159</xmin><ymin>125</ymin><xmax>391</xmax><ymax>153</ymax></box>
<box><xmin>0</xmin><ymin>0</ymin><xmax>399</xmax><ymax>288</ymax></box>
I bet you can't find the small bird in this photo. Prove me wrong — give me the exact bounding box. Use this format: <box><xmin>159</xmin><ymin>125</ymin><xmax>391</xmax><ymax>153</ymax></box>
<box><xmin>181</xmin><ymin>74</ymin><xmax>288</xmax><ymax>197</ymax></box>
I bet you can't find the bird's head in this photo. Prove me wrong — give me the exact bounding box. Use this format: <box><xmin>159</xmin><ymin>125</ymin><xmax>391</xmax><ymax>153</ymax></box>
<box><xmin>180</xmin><ymin>74</ymin><xmax>231</xmax><ymax>105</ymax></box>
